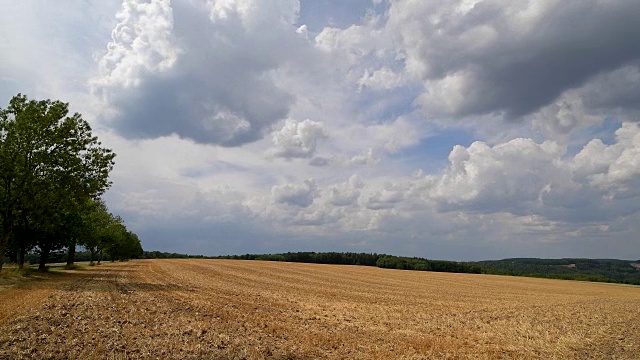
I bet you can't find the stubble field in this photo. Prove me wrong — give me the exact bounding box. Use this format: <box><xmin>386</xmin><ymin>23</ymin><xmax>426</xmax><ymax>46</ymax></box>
<box><xmin>0</xmin><ymin>259</ymin><xmax>639</xmax><ymax>359</ymax></box>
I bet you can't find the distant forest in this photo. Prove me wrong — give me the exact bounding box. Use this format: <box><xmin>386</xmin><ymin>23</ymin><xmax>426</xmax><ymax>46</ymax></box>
<box><xmin>140</xmin><ymin>251</ymin><xmax>640</xmax><ymax>285</ymax></box>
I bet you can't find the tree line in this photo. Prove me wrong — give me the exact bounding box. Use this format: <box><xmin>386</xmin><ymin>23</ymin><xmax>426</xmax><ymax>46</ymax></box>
<box><xmin>474</xmin><ymin>258</ymin><xmax>640</xmax><ymax>285</ymax></box>
<box><xmin>218</xmin><ymin>252</ymin><xmax>483</xmax><ymax>274</ymax></box>
<box><xmin>0</xmin><ymin>94</ymin><xmax>142</xmax><ymax>271</ymax></box>
<box><xmin>217</xmin><ymin>252</ymin><xmax>640</xmax><ymax>284</ymax></box>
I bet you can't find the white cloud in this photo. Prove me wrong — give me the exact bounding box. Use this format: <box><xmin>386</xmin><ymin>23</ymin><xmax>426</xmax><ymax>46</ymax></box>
<box><xmin>269</xmin><ymin>119</ymin><xmax>327</xmax><ymax>159</ymax></box>
<box><xmin>422</xmin><ymin>122</ymin><xmax>640</xmax><ymax>225</ymax></box>
<box><xmin>345</xmin><ymin>148</ymin><xmax>379</xmax><ymax>167</ymax></box>
<box><xmin>574</xmin><ymin>122</ymin><xmax>640</xmax><ymax>187</ymax></box>
<box><xmin>271</xmin><ymin>179</ymin><xmax>318</xmax><ymax>208</ymax></box>
<box><xmin>207</xmin><ymin>0</ymin><xmax>300</xmax><ymax>27</ymax></box>
<box><xmin>358</xmin><ymin>67</ymin><xmax>405</xmax><ymax>91</ymax></box>
<box><xmin>429</xmin><ymin>138</ymin><xmax>568</xmax><ymax>210</ymax></box>
<box><xmin>366</xmin><ymin>186</ymin><xmax>405</xmax><ymax>210</ymax></box>
<box><xmin>327</xmin><ymin>175</ymin><xmax>364</xmax><ymax>206</ymax></box>
<box><xmin>91</xmin><ymin>0</ymin><xmax>177</xmax><ymax>90</ymax></box>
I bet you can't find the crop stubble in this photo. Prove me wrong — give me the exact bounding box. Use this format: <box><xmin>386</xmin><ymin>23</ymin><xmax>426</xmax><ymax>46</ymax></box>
<box><xmin>0</xmin><ymin>259</ymin><xmax>639</xmax><ymax>359</ymax></box>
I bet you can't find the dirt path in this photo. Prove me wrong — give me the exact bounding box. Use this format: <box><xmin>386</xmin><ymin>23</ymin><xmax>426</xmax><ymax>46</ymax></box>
<box><xmin>0</xmin><ymin>259</ymin><xmax>639</xmax><ymax>359</ymax></box>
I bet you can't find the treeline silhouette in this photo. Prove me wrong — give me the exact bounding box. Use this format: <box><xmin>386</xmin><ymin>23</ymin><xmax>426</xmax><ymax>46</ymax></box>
<box><xmin>219</xmin><ymin>252</ymin><xmax>482</xmax><ymax>274</ymax></box>
<box><xmin>17</xmin><ymin>249</ymin><xmax>144</xmax><ymax>265</ymax></box>
<box><xmin>142</xmin><ymin>251</ymin><xmax>212</xmax><ymax>259</ymax></box>
<box><xmin>476</xmin><ymin>258</ymin><xmax>640</xmax><ymax>285</ymax></box>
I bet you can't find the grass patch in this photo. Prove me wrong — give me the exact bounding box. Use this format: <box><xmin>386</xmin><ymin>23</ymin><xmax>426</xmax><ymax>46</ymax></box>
<box><xmin>36</xmin><ymin>262</ymin><xmax>91</xmax><ymax>273</ymax></box>
<box><xmin>0</xmin><ymin>266</ymin><xmax>35</xmax><ymax>278</ymax></box>
<box><xmin>0</xmin><ymin>266</ymin><xmax>53</xmax><ymax>287</ymax></box>
<box><xmin>0</xmin><ymin>262</ymin><xmax>89</xmax><ymax>287</ymax></box>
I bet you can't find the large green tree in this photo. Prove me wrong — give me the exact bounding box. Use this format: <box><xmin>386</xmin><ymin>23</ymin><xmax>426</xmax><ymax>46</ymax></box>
<box><xmin>0</xmin><ymin>94</ymin><xmax>115</xmax><ymax>271</ymax></box>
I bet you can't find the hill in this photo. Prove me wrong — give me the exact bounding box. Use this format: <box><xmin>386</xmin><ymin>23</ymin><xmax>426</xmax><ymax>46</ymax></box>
<box><xmin>475</xmin><ymin>258</ymin><xmax>640</xmax><ymax>284</ymax></box>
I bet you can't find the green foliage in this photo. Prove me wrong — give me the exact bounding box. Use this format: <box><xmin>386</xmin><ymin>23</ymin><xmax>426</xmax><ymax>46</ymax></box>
<box><xmin>141</xmin><ymin>251</ymin><xmax>211</xmax><ymax>259</ymax></box>
<box><xmin>374</xmin><ymin>255</ymin><xmax>481</xmax><ymax>273</ymax></box>
<box><xmin>221</xmin><ymin>252</ymin><xmax>384</xmax><ymax>267</ymax></box>
<box><xmin>217</xmin><ymin>252</ymin><xmax>482</xmax><ymax>275</ymax></box>
<box><xmin>0</xmin><ymin>94</ymin><xmax>140</xmax><ymax>270</ymax></box>
<box><xmin>104</xmin><ymin>230</ymin><xmax>143</xmax><ymax>261</ymax></box>
<box><xmin>475</xmin><ymin>258</ymin><xmax>640</xmax><ymax>285</ymax></box>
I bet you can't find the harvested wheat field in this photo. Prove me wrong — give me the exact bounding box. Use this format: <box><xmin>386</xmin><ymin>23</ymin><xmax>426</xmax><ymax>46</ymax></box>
<box><xmin>1</xmin><ymin>259</ymin><xmax>639</xmax><ymax>359</ymax></box>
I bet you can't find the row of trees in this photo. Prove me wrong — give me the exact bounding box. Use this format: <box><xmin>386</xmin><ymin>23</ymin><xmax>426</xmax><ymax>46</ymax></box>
<box><xmin>0</xmin><ymin>94</ymin><xmax>141</xmax><ymax>271</ymax></box>
<box><xmin>375</xmin><ymin>255</ymin><xmax>482</xmax><ymax>273</ymax></box>
<box><xmin>219</xmin><ymin>252</ymin><xmax>640</xmax><ymax>284</ymax></box>
<box><xmin>219</xmin><ymin>252</ymin><xmax>483</xmax><ymax>275</ymax></box>
<box><xmin>475</xmin><ymin>258</ymin><xmax>640</xmax><ymax>284</ymax></box>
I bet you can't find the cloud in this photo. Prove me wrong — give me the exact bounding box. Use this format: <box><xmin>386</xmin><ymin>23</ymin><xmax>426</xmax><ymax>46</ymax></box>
<box><xmin>426</xmin><ymin>122</ymin><xmax>640</xmax><ymax>223</ymax></box>
<box><xmin>386</xmin><ymin>0</ymin><xmax>640</xmax><ymax>120</ymax></box>
<box><xmin>358</xmin><ymin>67</ymin><xmax>405</xmax><ymax>91</ymax></box>
<box><xmin>576</xmin><ymin>65</ymin><xmax>640</xmax><ymax>121</ymax></box>
<box><xmin>366</xmin><ymin>186</ymin><xmax>406</xmax><ymax>210</ymax></box>
<box><xmin>3</xmin><ymin>1</ymin><xmax>640</xmax><ymax>260</ymax></box>
<box><xmin>308</xmin><ymin>157</ymin><xmax>331</xmax><ymax>167</ymax></box>
<box><xmin>92</xmin><ymin>0</ymin><xmax>306</xmax><ymax>146</ymax></box>
<box><xmin>345</xmin><ymin>148</ymin><xmax>379</xmax><ymax>167</ymax></box>
<box><xmin>92</xmin><ymin>0</ymin><xmax>178</xmax><ymax>89</ymax></box>
<box><xmin>269</xmin><ymin>119</ymin><xmax>327</xmax><ymax>159</ymax></box>
<box><xmin>327</xmin><ymin>175</ymin><xmax>364</xmax><ymax>206</ymax></box>
<box><xmin>429</xmin><ymin>138</ymin><xmax>568</xmax><ymax>212</ymax></box>
<box><xmin>573</xmin><ymin>122</ymin><xmax>640</xmax><ymax>187</ymax></box>
<box><xmin>271</xmin><ymin>179</ymin><xmax>318</xmax><ymax>207</ymax></box>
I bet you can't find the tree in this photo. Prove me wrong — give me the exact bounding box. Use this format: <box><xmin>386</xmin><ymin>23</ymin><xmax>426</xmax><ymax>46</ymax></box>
<box><xmin>0</xmin><ymin>94</ymin><xmax>115</xmax><ymax>271</ymax></box>
<box><xmin>78</xmin><ymin>199</ymin><xmax>120</xmax><ymax>265</ymax></box>
<box><xmin>104</xmin><ymin>224</ymin><xmax>143</xmax><ymax>262</ymax></box>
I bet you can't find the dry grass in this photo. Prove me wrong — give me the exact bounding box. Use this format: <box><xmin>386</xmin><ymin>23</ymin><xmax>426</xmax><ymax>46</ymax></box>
<box><xmin>0</xmin><ymin>259</ymin><xmax>639</xmax><ymax>359</ymax></box>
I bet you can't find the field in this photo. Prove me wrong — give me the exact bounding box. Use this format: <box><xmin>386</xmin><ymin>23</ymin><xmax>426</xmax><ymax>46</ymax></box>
<box><xmin>1</xmin><ymin>259</ymin><xmax>639</xmax><ymax>359</ymax></box>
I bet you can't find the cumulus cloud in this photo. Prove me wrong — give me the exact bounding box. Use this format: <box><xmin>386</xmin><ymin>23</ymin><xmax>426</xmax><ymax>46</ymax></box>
<box><xmin>327</xmin><ymin>175</ymin><xmax>364</xmax><ymax>206</ymax></box>
<box><xmin>366</xmin><ymin>186</ymin><xmax>406</xmax><ymax>210</ymax></box>
<box><xmin>345</xmin><ymin>148</ymin><xmax>379</xmax><ymax>167</ymax></box>
<box><xmin>92</xmin><ymin>0</ymin><xmax>177</xmax><ymax>89</ymax></box>
<box><xmin>92</xmin><ymin>0</ymin><xmax>306</xmax><ymax>146</ymax></box>
<box><xmin>429</xmin><ymin>138</ymin><xmax>568</xmax><ymax>212</ymax></box>
<box><xmin>425</xmin><ymin>122</ymin><xmax>640</xmax><ymax>223</ymax></box>
<box><xmin>270</xmin><ymin>119</ymin><xmax>327</xmax><ymax>159</ymax></box>
<box><xmin>271</xmin><ymin>179</ymin><xmax>318</xmax><ymax>208</ymax></box>
<box><xmin>358</xmin><ymin>67</ymin><xmax>405</xmax><ymax>91</ymax></box>
<box><xmin>573</xmin><ymin>122</ymin><xmax>640</xmax><ymax>187</ymax></box>
<box><xmin>386</xmin><ymin>0</ymin><xmax>640</xmax><ymax>120</ymax></box>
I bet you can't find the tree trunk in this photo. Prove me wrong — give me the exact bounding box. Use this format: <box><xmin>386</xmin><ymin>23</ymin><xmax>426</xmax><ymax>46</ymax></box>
<box><xmin>0</xmin><ymin>222</ymin><xmax>12</xmax><ymax>272</ymax></box>
<box><xmin>18</xmin><ymin>213</ymin><xmax>29</xmax><ymax>269</ymax></box>
<box><xmin>66</xmin><ymin>239</ymin><xmax>76</xmax><ymax>266</ymax></box>
<box><xmin>38</xmin><ymin>242</ymin><xmax>51</xmax><ymax>271</ymax></box>
<box><xmin>89</xmin><ymin>247</ymin><xmax>95</xmax><ymax>266</ymax></box>
<box><xmin>98</xmin><ymin>249</ymin><xmax>103</xmax><ymax>265</ymax></box>
<box><xmin>17</xmin><ymin>245</ymin><xmax>25</xmax><ymax>269</ymax></box>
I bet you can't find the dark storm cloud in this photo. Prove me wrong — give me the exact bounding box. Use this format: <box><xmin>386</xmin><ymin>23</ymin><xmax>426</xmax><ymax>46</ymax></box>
<box><xmin>580</xmin><ymin>64</ymin><xmax>640</xmax><ymax>114</ymax></box>
<box><xmin>393</xmin><ymin>0</ymin><xmax>640</xmax><ymax>119</ymax></box>
<box><xmin>94</xmin><ymin>1</ymin><xmax>302</xmax><ymax>146</ymax></box>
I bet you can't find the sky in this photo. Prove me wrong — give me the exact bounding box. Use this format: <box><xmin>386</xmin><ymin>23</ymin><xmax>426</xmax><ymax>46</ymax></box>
<box><xmin>1</xmin><ymin>0</ymin><xmax>640</xmax><ymax>261</ymax></box>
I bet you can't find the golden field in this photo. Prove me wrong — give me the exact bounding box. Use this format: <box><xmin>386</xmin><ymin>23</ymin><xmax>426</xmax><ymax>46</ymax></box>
<box><xmin>0</xmin><ymin>259</ymin><xmax>639</xmax><ymax>359</ymax></box>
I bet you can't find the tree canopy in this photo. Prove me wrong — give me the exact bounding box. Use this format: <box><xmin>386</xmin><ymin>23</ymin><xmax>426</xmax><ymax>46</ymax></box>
<box><xmin>0</xmin><ymin>94</ymin><xmax>140</xmax><ymax>270</ymax></box>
